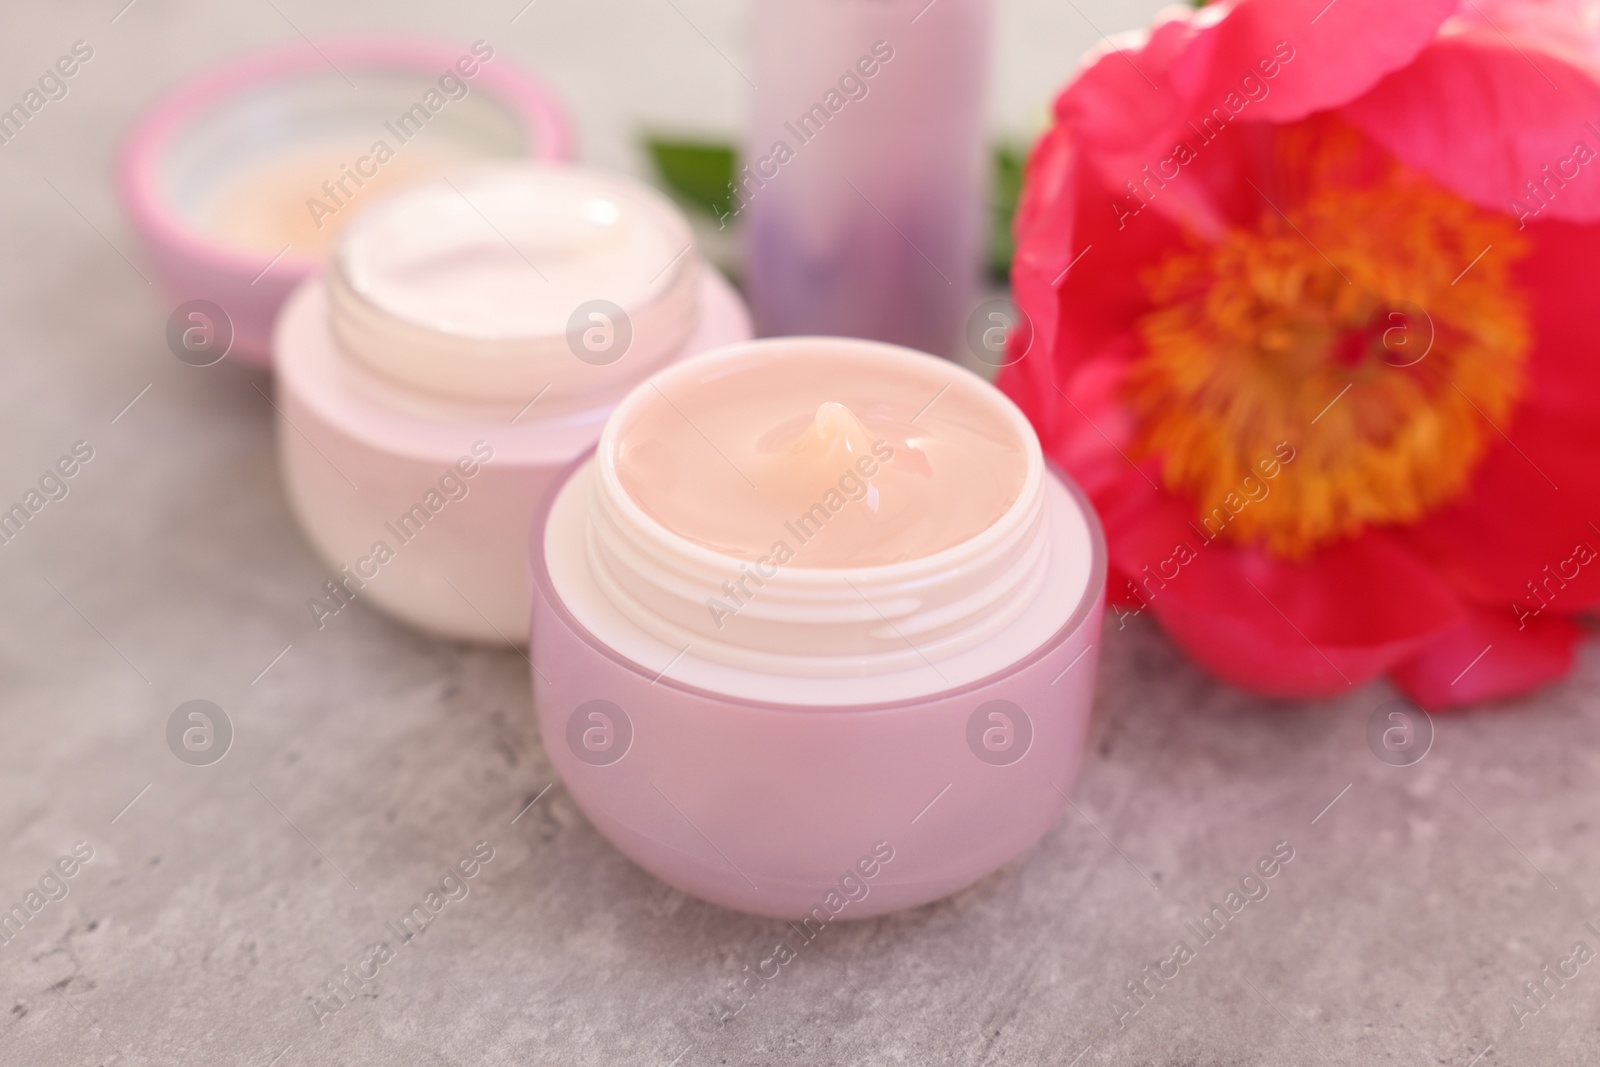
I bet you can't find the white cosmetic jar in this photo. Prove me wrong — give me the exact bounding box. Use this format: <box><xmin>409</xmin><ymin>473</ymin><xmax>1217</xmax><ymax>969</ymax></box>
<box><xmin>274</xmin><ymin>163</ymin><xmax>751</xmax><ymax>642</ymax></box>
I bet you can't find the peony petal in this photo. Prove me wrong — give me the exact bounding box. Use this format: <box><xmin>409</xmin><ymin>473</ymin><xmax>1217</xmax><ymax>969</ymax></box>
<box><xmin>1400</xmin><ymin>404</ymin><xmax>1600</xmax><ymax>611</ymax></box>
<box><xmin>1516</xmin><ymin>219</ymin><xmax>1600</xmax><ymax>417</ymax></box>
<box><xmin>1341</xmin><ymin>31</ymin><xmax>1600</xmax><ymax>223</ymax></box>
<box><xmin>1002</xmin><ymin>144</ymin><xmax>1187</xmax><ymax>447</ymax></box>
<box><xmin>1389</xmin><ymin>603</ymin><xmax>1581</xmax><ymax>709</ymax></box>
<box><xmin>1035</xmin><ymin>350</ymin><xmax>1156</xmax><ymax>501</ymax></box>
<box><xmin>1399</xmin><ymin>218</ymin><xmax>1600</xmax><ymax>611</ymax></box>
<box><xmin>1451</xmin><ymin>0</ymin><xmax>1600</xmax><ymax>74</ymax></box>
<box><xmin>1105</xmin><ymin>496</ymin><xmax>1465</xmax><ymax>697</ymax></box>
<box><xmin>1058</xmin><ymin>0</ymin><xmax>1457</xmax><ymax>194</ymax></box>
<box><xmin>1006</xmin><ymin>124</ymin><xmax>1081</xmax><ymax>443</ymax></box>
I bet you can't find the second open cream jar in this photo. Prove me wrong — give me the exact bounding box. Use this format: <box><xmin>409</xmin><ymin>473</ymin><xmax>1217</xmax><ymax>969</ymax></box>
<box><xmin>275</xmin><ymin>163</ymin><xmax>751</xmax><ymax>642</ymax></box>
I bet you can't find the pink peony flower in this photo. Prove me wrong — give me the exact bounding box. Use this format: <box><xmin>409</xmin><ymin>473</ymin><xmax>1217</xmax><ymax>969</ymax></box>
<box><xmin>1000</xmin><ymin>0</ymin><xmax>1600</xmax><ymax>707</ymax></box>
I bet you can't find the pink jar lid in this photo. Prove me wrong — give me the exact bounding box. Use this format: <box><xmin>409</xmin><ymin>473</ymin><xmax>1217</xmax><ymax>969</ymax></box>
<box><xmin>118</xmin><ymin>37</ymin><xmax>572</xmax><ymax>367</ymax></box>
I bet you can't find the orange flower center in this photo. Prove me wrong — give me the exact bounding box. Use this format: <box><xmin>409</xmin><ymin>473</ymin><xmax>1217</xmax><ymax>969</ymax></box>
<box><xmin>1128</xmin><ymin>134</ymin><xmax>1530</xmax><ymax>558</ymax></box>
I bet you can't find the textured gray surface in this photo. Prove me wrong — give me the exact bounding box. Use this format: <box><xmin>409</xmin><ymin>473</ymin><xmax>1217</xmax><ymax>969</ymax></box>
<box><xmin>4</xmin><ymin>2</ymin><xmax>1600</xmax><ymax>1065</ymax></box>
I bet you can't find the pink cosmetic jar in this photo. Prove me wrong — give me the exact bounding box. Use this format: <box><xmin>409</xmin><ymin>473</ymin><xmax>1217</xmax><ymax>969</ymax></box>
<box><xmin>530</xmin><ymin>338</ymin><xmax>1106</xmax><ymax>918</ymax></box>
<box><xmin>275</xmin><ymin>163</ymin><xmax>751</xmax><ymax>642</ymax></box>
<box><xmin>118</xmin><ymin>38</ymin><xmax>571</xmax><ymax>365</ymax></box>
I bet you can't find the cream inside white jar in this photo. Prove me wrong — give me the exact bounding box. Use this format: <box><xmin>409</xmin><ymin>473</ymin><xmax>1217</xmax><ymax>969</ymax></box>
<box><xmin>328</xmin><ymin>164</ymin><xmax>699</xmax><ymax>414</ymax></box>
<box><xmin>544</xmin><ymin>338</ymin><xmax>1095</xmax><ymax>704</ymax></box>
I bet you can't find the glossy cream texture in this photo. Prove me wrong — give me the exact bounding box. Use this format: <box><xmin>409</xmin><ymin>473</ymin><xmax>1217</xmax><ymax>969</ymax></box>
<box><xmin>328</xmin><ymin>164</ymin><xmax>698</xmax><ymax>408</ymax></box>
<box><xmin>613</xmin><ymin>348</ymin><xmax>1028</xmax><ymax>567</ymax></box>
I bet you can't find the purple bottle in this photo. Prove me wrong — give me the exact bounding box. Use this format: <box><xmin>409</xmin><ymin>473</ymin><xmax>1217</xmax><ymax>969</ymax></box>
<box><xmin>739</xmin><ymin>0</ymin><xmax>993</xmax><ymax>357</ymax></box>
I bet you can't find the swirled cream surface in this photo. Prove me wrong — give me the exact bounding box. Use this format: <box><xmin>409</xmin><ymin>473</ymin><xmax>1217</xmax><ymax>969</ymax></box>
<box><xmin>612</xmin><ymin>344</ymin><xmax>1028</xmax><ymax>567</ymax></box>
<box><xmin>325</xmin><ymin>164</ymin><xmax>700</xmax><ymax>408</ymax></box>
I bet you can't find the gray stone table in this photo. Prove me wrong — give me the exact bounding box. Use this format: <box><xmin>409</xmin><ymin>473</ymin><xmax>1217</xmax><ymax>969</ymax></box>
<box><xmin>2</xmin><ymin>1</ymin><xmax>1598</xmax><ymax>1064</ymax></box>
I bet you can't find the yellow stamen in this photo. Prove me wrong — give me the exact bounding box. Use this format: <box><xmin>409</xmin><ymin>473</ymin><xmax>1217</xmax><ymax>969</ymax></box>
<box><xmin>1129</xmin><ymin>124</ymin><xmax>1530</xmax><ymax>558</ymax></box>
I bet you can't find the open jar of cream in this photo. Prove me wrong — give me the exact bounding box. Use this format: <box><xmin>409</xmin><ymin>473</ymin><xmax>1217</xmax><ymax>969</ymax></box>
<box><xmin>530</xmin><ymin>337</ymin><xmax>1106</xmax><ymax>918</ymax></box>
<box><xmin>275</xmin><ymin>163</ymin><xmax>750</xmax><ymax>642</ymax></box>
<box><xmin>119</xmin><ymin>38</ymin><xmax>571</xmax><ymax>365</ymax></box>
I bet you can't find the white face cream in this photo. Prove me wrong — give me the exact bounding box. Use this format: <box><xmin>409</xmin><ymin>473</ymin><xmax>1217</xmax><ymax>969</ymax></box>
<box><xmin>328</xmin><ymin>164</ymin><xmax>700</xmax><ymax>412</ymax></box>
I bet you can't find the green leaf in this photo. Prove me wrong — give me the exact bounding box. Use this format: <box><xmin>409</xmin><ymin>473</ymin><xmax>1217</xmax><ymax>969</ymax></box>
<box><xmin>989</xmin><ymin>143</ymin><xmax>1026</xmax><ymax>283</ymax></box>
<box><xmin>643</xmin><ymin>136</ymin><xmax>737</xmax><ymax>219</ymax></box>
